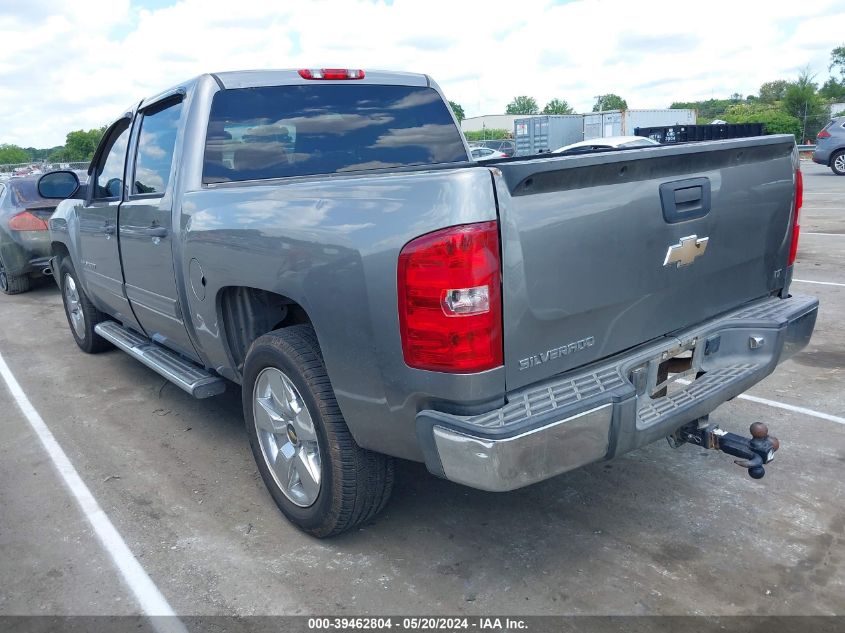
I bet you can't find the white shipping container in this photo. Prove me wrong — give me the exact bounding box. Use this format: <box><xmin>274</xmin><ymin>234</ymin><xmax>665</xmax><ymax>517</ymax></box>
<box><xmin>583</xmin><ymin>109</ymin><xmax>696</xmax><ymax>140</ymax></box>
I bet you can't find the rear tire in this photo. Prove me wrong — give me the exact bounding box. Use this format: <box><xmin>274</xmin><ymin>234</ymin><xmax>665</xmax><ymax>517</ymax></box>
<box><xmin>0</xmin><ymin>255</ymin><xmax>30</xmax><ymax>295</ymax></box>
<box><xmin>242</xmin><ymin>325</ymin><xmax>394</xmax><ymax>537</ymax></box>
<box><xmin>59</xmin><ymin>259</ymin><xmax>112</xmax><ymax>353</ymax></box>
<box><xmin>831</xmin><ymin>151</ymin><xmax>845</xmax><ymax>176</ymax></box>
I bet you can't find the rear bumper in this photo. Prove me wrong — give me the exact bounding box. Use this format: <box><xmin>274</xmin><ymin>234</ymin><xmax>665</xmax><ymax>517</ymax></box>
<box><xmin>417</xmin><ymin>294</ymin><xmax>818</xmax><ymax>492</ymax></box>
<box><xmin>28</xmin><ymin>255</ymin><xmax>52</xmax><ymax>274</ymax></box>
<box><xmin>0</xmin><ymin>233</ymin><xmax>51</xmax><ymax>275</ymax></box>
<box><xmin>812</xmin><ymin>148</ymin><xmax>831</xmax><ymax>165</ymax></box>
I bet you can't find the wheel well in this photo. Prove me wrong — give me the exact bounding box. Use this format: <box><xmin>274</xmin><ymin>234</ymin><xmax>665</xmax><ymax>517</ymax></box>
<box><xmin>52</xmin><ymin>241</ymin><xmax>70</xmax><ymax>262</ymax></box>
<box><xmin>219</xmin><ymin>286</ymin><xmax>312</xmax><ymax>372</ymax></box>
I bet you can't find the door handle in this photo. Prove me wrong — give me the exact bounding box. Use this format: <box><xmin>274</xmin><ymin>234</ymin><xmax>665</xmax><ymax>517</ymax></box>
<box><xmin>103</xmin><ymin>223</ymin><xmax>116</xmax><ymax>235</ymax></box>
<box><xmin>659</xmin><ymin>177</ymin><xmax>711</xmax><ymax>224</ymax></box>
<box><xmin>143</xmin><ymin>225</ymin><xmax>168</xmax><ymax>238</ymax></box>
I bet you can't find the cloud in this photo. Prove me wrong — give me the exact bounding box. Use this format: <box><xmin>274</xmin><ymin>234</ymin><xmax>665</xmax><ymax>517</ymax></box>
<box><xmin>276</xmin><ymin>113</ymin><xmax>395</xmax><ymax>134</ymax></box>
<box><xmin>617</xmin><ymin>33</ymin><xmax>701</xmax><ymax>55</ymax></box>
<box><xmin>400</xmin><ymin>36</ymin><xmax>456</xmax><ymax>51</ymax></box>
<box><xmin>388</xmin><ymin>89</ymin><xmax>441</xmax><ymax>110</ymax></box>
<box><xmin>1</xmin><ymin>0</ymin><xmax>845</xmax><ymax>147</ymax></box>
<box><xmin>369</xmin><ymin>123</ymin><xmax>461</xmax><ymax>162</ymax></box>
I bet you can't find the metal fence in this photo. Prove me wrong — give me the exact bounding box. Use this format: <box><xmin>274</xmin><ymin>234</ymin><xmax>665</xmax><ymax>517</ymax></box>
<box><xmin>0</xmin><ymin>161</ymin><xmax>89</xmax><ymax>175</ymax></box>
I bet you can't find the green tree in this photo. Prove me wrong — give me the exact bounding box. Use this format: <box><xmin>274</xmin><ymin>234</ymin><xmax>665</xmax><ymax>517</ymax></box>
<box><xmin>61</xmin><ymin>127</ymin><xmax>107</xmax><ymax>161</ymax></box>
<box><xmin>542</xmin><ymin>98</ymin><xmax>574</xmax><ymax>114</ymax></box>
<box><xmin>722</xmin><ymin>103</ymin><xmax>802</xmax><ymax>140</ymax></box>
<box><xmin>592</xmin><ymin>93</ymin><xmax>627</xmax><ymax>112</ymax></box>
<box><xmin>671</xmin><ymin>98</ymin><xmax>735</xmax><ymax>120</ymax></box>
<box><xmin>0</xmin><ymin>144</ymin><xmax>30</xmax><ymax>165</ymax></box>
<box><xmin>830</xmin><ymin>44</ymin><xmax>845</xmax><ymax>80</ymax></box>
<box><xmin>448</xmin><ymin>100</ymin><xmax>465</xmax><ymax>123</ymax></box>
<box><xmin>820</xmin><ymin>78</ymin><xmax>845</xmax><ymax>102</ymax></box>
<box><xmin>505</xmin><ymin>96</ymin><xmax>539</xmax><ymax>115</ymax></box>
<box><xmin>782</xmin><ymin>70</ymin><xmax>828</xmax><ymax>140</ymax></box>
<box><xmin>47</xmin><ymin>147</ymin><xmax>67</xmax><ymax>162</ymax></box>
<box><xmin>464</xmin><ymin>129</ymin><xmax>511</xmax><ymax>141</ymax></box>
<box><xmin>758</xmin><ymin>80</ymin><xmax>789</xmax><ymax>103</ymax></box>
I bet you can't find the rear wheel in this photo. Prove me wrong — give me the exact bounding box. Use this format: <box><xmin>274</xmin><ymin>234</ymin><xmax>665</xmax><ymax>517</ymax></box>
<box><xmin>831</xmin><ymin>151</ymin><xmax>845</xmax><ymax>176</ymax></box>
<box><xmin>60</xmin><ymin>259</ymin><xmax>112</xmax><ymax>353</ymax></box>
<box><xmin>0</xmin><ymin>255</ymin><xmax>31</xmax><ymax>295</ymax></box>
<box><xmin>242</xmin><ymin>325</ymin><xmax>394</xmax><ymax>537</ymax></box>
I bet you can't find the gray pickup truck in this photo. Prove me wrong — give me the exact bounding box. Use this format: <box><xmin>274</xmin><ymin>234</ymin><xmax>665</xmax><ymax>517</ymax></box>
<box><xmin>39</xmin><ymin>68</ymin><xmax>817</xmax><ymax>537</ymax></box>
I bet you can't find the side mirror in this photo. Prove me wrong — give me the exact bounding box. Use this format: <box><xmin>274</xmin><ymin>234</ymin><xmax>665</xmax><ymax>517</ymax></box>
<box><xmin>38</xmin><ymin>170</ymin><xmax>80</xmax><ymax>199</ymax></box>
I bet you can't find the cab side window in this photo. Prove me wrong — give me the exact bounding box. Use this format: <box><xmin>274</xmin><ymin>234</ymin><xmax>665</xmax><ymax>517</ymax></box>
<box><xmin>132</xmin><ymin>99</ymin><xmax>182</xmax><ymax>195</ymax></box>
<box><xmin>94</xmin><ymin>122</ymin><xmax>131</xmax><ymax>200</ymax></box>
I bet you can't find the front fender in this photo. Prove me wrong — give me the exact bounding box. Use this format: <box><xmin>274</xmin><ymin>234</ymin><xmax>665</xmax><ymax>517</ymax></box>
<box><xmin>48</xmin><ymin>198</ymin><xmax>88</xmax><ymax>290</ymax></box>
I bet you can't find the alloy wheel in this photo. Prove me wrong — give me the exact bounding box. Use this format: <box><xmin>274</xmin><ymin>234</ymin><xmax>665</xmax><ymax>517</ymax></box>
<box><xmin>64</xmin><ymin>274</ymin><xmax>86</xmax><ymax>339</ymax></box>
<box><xmin>252</xmin><ymin>367</ymin><xmax>322</xmax><ymax>507</ymax></box>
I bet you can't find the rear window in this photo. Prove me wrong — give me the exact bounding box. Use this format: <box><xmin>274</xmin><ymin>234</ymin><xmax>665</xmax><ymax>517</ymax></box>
<box><xmin>203</xmin><ymin>84</ymin><xmax>467</xmax><ymax>184</ymax></box>
<box><xmin>10</xmin><ymin>179</ymin><xmax>48</xmax><ymax>207</ymax></box>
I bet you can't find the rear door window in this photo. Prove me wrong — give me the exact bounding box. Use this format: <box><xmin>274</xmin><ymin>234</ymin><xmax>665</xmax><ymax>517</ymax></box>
<box><xmin>203</xmin><ymin>84</ymin><xmax>467</xmax><ymax>184</ymax></box>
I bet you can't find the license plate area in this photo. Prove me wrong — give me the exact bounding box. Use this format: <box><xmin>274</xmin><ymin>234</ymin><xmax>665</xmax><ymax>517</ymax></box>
<box><xmin>629</xmin><ymin>336</ymin><xmax>704</xmax><ymax>402</ymax></box>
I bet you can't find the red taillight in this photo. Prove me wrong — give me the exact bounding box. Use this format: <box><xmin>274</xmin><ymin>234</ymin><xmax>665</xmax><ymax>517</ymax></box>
<box><xmin>398</xmin><ymin>221</ymin><xmax>503</xmax><ymax>373</ymax></box>
<box><xmin>298</xmin><ymin>68</ymin><xmax>365</xmax><ymax>80</ymax></box>
<box><xmin>788</xmin><ymin>168</ymin><xmax>803</xmax><ymax>266</ymax></box>
<box><xmin>9</xmin><ymin>211</ymin><xmax>48</xmax><ymax>231</ymax></box>
<box><xmin>817</xmin><ymin>129</ymin><xmax>831</xmax><ymax>139</ymax></box>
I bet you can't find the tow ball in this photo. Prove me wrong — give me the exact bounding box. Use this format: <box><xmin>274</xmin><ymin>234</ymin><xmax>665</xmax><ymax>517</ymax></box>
<box><xmin>670</xmin><ymin>421</ymin><xmax>780</xmax><ymax>479</ymax></box>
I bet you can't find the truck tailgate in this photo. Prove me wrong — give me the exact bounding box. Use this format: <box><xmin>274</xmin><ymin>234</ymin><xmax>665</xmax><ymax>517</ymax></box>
<box><xmin>493</xmin><ymin>135</ymin><xmax>797</xmax><ymax>390</ymax></box>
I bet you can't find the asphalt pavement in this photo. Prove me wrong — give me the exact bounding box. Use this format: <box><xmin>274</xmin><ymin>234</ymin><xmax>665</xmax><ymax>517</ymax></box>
<box><xmin>0</xmin><ymin>161</ymin><xmax>842</xmax><ymax>621</ymax></box>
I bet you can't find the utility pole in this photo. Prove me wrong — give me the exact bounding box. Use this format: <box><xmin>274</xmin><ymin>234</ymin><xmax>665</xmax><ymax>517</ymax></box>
<box><xmin>802</xmin><ymin>102</ymin><xmax>808</xmax><ymax>144</ymax></box>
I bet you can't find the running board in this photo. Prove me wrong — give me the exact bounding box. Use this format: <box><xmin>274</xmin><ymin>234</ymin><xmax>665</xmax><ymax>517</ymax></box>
<box><xmin>94</xmin><ymin>322</ymin><xmax>226</xmax><ymax>399</ymax></box>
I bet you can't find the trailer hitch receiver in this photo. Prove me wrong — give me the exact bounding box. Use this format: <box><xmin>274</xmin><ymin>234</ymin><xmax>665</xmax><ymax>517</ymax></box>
<box><xmin>676</xmin><ymin>421</ymin><xmax>780</xmax><ymax>479</ymax></box>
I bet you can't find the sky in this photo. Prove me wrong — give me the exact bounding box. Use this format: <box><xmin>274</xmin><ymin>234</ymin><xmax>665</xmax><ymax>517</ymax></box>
<box><xmin>1</xmin><ymin>0</ymin><xmax>844</xmax><ymax>148</ymax></box>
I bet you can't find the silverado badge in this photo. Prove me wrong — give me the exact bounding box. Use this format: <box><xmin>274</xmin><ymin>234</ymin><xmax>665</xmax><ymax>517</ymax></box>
<box><xmin>663</xmin><ymin>235</ymin><xmax>709</xmax><ymax>268</ymax></box>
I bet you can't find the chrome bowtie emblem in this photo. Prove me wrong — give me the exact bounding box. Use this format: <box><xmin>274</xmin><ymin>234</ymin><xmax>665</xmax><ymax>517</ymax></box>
<box><xmin>663</xmin><ymin>235</ymin><xmax>709</xmax><ymax>268</ymax></box>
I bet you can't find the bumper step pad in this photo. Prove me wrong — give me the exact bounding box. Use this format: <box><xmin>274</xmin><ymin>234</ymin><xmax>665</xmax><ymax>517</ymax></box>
<box><xmin>637</xmin><ymin>363</ymin><xmax>760</xmax><ymax>427</ymax></box>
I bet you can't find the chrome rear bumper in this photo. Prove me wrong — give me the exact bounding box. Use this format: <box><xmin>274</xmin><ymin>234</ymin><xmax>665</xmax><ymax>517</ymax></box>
<box><xmin>416</xmin><ymin>294</ymin><xmax>818</xmax><ymax>492</ymax></box>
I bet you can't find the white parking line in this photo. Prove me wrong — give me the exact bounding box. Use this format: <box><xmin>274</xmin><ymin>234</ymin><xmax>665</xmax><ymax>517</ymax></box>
<box><xmin>803</xmin><ymin>232</ymin><xmax>845</xmax><ymax>236</ymax></box>
<box><xmin>793</xmin><ymin>278</ymin><xmax>845</xmax><ymax>287</ymax></box>
<box><xmin>735</xmin><ymin>393</ymin><xmax>845</xmax><ymax>426</ymax></box>
<box><xmin>676</xmin><ymin>378</ymin><xmax>845</xmax><ymax>426</ymax></box>
<box><xmin>0</xmin><ymin>351</ymin><xmax>187</xmax><ymax>633</ymax></box>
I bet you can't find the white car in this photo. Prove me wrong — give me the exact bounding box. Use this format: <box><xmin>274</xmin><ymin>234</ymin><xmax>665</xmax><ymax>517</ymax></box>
<box><xmin>553</xmin><ymin>135</ymin><xmax>659</xmax><ymax>153</ymax></box>
<box><xmin>470</xmin><ymin>146</ymin><xmax>507</xmax><ymax>161</ymax></box>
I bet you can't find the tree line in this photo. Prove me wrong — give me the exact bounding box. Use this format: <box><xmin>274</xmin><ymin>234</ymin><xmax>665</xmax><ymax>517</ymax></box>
<box><xmin>0</xmin><ymin>127</ymin><xmax>106</xmax><ymax>167</ymax></box>
<box><xmin>449</xmin><ymin>94</ymin><xmax>627</xmax><ymax>122</ymax></box>
<box><xmin>671</xmin><ymin>47</ymin><xmax>845</xmax><ymax>142</ymax></box>
<box><xmin>449</xmin><ymin>45</ymin><xmax>845</xmax><ymax>142</ymax></box>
